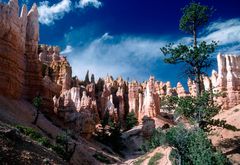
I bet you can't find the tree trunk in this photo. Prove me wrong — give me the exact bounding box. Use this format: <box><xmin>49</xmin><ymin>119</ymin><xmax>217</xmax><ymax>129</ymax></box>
<box><xmin>195</xmin><ymin>68</ymin><xmax>202</xmax><ymax>96</ymax></box>
<box><xmin>32</xmin><ymin>108</ymin><xmax>39</xmax><ymax>125</ymax></box>
<box><xmin>193</xmin><ymin>25</ymin><xmax>197</xmax><ymax>48</ymax></box>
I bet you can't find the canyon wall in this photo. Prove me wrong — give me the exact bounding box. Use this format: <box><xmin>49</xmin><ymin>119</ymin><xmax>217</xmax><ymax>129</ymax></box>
<box><xmin>208</xmin><ymin>54</ymin><xmax>240</xmax><ymax>109</ymax></box>
<box><xmin>186</xmin><ymin>53</ymin><xmax>240</xmax><ymax>110</ymax></box>
<box><xmin>2</xmin><ymin>1</ymin><xmax>240</xmax><ymax>141</ymax></box>
<box><xmin>0</xmin><ymin>0</ymin><xmax>42</xmax><ymax>100</ymax></box>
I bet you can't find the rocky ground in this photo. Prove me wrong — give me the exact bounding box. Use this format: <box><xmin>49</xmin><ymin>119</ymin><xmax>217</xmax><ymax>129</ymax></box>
<box><xmin>209</xmin><ymin>105</ymin><xmax>240</xmax><ymax>165</ymax></box>
<box><xmin>0</xmin><ymin>121</ymin><xmax>67</xmax><ymax>165</ymax></box>
<box><xmin>0</xmin><ymin>96</ymin><xmax>122</xmax><ymax>165</ymax></box>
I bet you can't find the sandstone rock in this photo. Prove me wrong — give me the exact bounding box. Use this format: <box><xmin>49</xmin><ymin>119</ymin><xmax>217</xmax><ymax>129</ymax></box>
<box><xmin>75</xmin><ymin>109</ymin><xmax>96</xmax><ymax>139</ymax></box>
<box><xmin>176</xmin><ymin>82</ymin><xmax>187</xmax><ymax>97</ymax></box>
<box><xmin>209</xmin><ymin>54</ymin><xmax>240</xmax><ymax>109</ymax></box>
<box><xmin>141</xmin><ymin>76</ymin><xmax>160</xmax><ymax>119</ymax></box>
<box><xmin>53</xmin><ymin>87</ymin><xmax>100</xmax><ymax>138</ymax></box>
<box><xmin>128</xmin><ymin>81</ymin><xmax>140</xmax><ymax>117</ymax></box>
<box><xmin>42</xmin><ymin>75</ymin><xmax>61</xmax><ymax>111</ymax></box>
<box><xmin>188</xmin><ymin>78</ymin><xmax>197</xmax><ymax>97</ymax></box>
<box><xmin>0</xmin><ymin>1</ymin><xmax>27</xmax><ymax>99</ymax></box>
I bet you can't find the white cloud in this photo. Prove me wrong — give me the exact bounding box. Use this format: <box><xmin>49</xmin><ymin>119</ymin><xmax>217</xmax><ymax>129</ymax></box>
<box><xmin>76</xmin><ymin>0</ymin><xmax>102</xmax><ymax>8</ymax></box>
<box><xmin>65</xmin><ymin>32</ymin><xmax>167</xmax><ymax>81</ymax></box>
<box><xmin>38</xmin><ymin>0</ymin><xmax>71</xmax><ymax>25</ymax></box>
<box><xmin>62</xmin><ymin>18</ymin><xmax>240</xmax><ymax>82</ymax></box>
<box><xmin>99</xmin><ymin>32</ymin><xmax>113</xmax><ymax>41</ymax></box>
<box><xmin>61</xmin><ymin>45</ymin><xmax>73</xmax><ymax>54</ymax></box>
<box><xmin>201</xmin><ymin>18</ymin><xmax>240</xmax><ymax>45</ymax></box>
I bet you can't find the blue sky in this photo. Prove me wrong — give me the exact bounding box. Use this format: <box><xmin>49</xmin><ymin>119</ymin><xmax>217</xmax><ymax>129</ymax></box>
<box><xmin>5</xmin><ymin>0</ymin><xmax>240</xmax><ymax>87</ymax></box>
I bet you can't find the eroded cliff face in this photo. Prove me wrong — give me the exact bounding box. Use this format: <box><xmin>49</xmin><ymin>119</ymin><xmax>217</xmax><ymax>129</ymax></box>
<box><xmin>39</xmin><ymin>45</ymin><xmax>72</xmax><ymax>92</ymax></box>
<box><xmin>207</xmin><ymin>54</ymin><xmax>240</xmax><ymax>109</ymax></box>
<box><xmin>0</xmin><ymin>0</ymin><xmax>38</xmax><ymax>99</ymax></box>
<box><xmin>128</xmin><ymin>76</ymin><xmax>188</xmax><ymax>121</ymax></box>
<box><xmin>3</xmin><ymin>1</ymin><xmax>240</xmax><ymax>144</ymax></box>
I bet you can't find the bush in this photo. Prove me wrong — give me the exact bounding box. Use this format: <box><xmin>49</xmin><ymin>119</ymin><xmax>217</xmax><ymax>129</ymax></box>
<box><xmin>38</xmin><ymin>136</ymin><xmax>51</xmax><ymax>148</ymax></box>
<box><xmin>126</xmin><ymin>111</ymin><xmax>138</xmax><ymax>130</ymax></box>
<box><xmin>16</xmin><ymin>125</ymin><xmax>73</xmax><ymax>161</ymax></box>
<box><xmin>141</xmin><ymin>128</ymin><xmax>166</xmax><ymax>152</ymax></box>
<box><xmin>51</xmin><ymin>144</ymin><xmax>66</xmax><ymax>158</ymax></box>
<box><xmin>96</xmin><ymin>116</ymin><xmax>124</xmax><ymax>155</ymax></box>
<box><xmin>162</xmin><ymin>92</ymin><xmax>238</xmax><ymax>131</ymax></box>
<box><xmin>166</xmin><ymin>125</ymin><xmax>230</xmax><ymax>165</ymax></box>
<box><xmin>148</xmin><ymin>152</ymin><xmax>163</xmax><ymax>165</ymax></box>
<box><xmin>16</xmin><ymin>125</ymin><xmax>50</xmax><ymax>148</ymax></box>
<box><xmin>169</xmin><ymin>149</ymin><xmax>181</xmax><ymax>165</ymax></box>
<box><xmin>93</xmin><ymin>153</ymin><xmax>111</xmax><ymax>164</ymax></box>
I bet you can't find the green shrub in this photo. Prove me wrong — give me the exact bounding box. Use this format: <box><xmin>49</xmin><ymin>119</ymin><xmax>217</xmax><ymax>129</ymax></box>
<box><xmin>93</xmin><ymin>153</ymin><xmax>111</xmax><ymax>164</ymax></box>
<box><xmin>16</xmin><ymin>125</ymin><xmax>51</xmax><ymax>148</ymax></box>
<box><xmin>126</xmin><ymin>111</ymin><xmax>138</xmax><ymax>130</ymax></box>
<box><xmin>38</xmin><ymin>137</ymin><xmax>51</xmax><ymax>148</ymax></box>
<box><xmin>148</xmin><ymin>152</ymin><xmax>163</xmax><ymax>165</ymax></box>
<box><xmin>51</xmin><ymin>144</ymin><xmax>66</xmax><ymax>158</ymax></box>
<box><xmin>162</xmin><ymin>92</ymin><xmax>238</xmax><ymax>131</ymax></box>
<box><xmin>56</xmin><ymin>133</ymin><xmax>69</xmax><ymax>146</ymax></box>
<box><xmin>16</xmin><ymin>125</ymin><xmax>42</xmax><ymax>140</ymax></box>
<box><xmin>169</xmin><ymin>149</ymin><xmax>180</xmax><ymax>165</ymax></box>
<box><xmin>16</xmin><ymin>125</ymin><xmax>75</xmax><ymax>161</ymax></box>
<box><xmin>141</xmin><ymin>128</ymin><xmax>166</xmax><ymax>152</ymax></box>
<box><xmin>166</xmin><ymin>125</ymin><xmax>230</xmax><ymax>165</ymax></box>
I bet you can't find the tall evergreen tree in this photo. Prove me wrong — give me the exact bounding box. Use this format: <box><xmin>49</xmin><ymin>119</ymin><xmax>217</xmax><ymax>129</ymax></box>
<box><xmin>161</xmin><ymin>2</ymin><xmax>217</xmax><ymax>95</ymax></box>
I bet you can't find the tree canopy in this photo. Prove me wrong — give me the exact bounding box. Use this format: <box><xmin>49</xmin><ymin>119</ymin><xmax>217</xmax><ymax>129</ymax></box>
<box><xmin>160</xmin><ymin>2</ymin><xmax>217</xmax><ymax>95</ymax></box>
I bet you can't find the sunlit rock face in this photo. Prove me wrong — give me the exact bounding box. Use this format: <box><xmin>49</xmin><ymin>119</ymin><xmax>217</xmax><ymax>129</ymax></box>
<box><xmin>95</xmin><ymin>76</ymin><xmax>128</xmax><ymax>125</ymax></box>
<box><xmin>141</xmin><ymin>76</ymin><xmax>160</xmax><ymax>119</ymax></box>
<box><xmin>38</xmin><ymin>45</ymin><xmax>72</xmax><ymax>92</ymax></box>
<box><xmin>208</xmin><ymin>54</ymin><xmax>240</xmax><ymax>109</ymax></box>
<box><xmin>128</xmin><ymin>76</ymin><xmax>191</xmax><ymax>121</ymax></box>
<box><xmin>128</xmin><ymin>81</ymin><xmax>141</xmax><ymax>119</ymax></box>
<box><xmin>53</xmin><ymin>87</ymin><xmax>100</xmax><ymax>139</ymax></box>
<box><xmin>187</xmin><ymin>79</ymin><xmax>197</xmax><ymax>97</ymax></box>
<box><xmin>175</xmin><ymin>82</ymin><xmax>186</xmax><ymax>97</ymax></box>
<box><xmin>129</xmin><ymin>77</ymin><xmax>160</xmax><ymax>122</ymax></box>
<box><xmin>0</xmin><ymin>1</ymin><xmax>41</xmax><ymax>99</ymax></box>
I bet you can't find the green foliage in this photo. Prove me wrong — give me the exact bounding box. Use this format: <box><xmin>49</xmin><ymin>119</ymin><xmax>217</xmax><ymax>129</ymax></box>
<box><xmin>16</xmin><ymin>125</ymin><xmax>50</xmax><ymax>147</ymax></box>
<box><xmin>101</xmin><ymin>110</ymin><xmax>111</xmax><ymax>127</ymax></box>
<box><xmin>55</xmin><ymin>131</ymin><xmax>75</xmax><ymax>161</ymax></box>
<box><xmin>51</xmin><ymin>144</ymin><xmax>66</xmax><ymax>158</ymax></box>
<box><xmin>93</xmin><ymin>153</ymin><xmax>111</xmax><ymax>164</ymax></box>
<box><xmin>126</xmin><ymin>111</ymin><xmax>138</xmax><ymax>130</ymax></box>
<box><xmin>141</xmin><ymin>128</ymin><xmax>166</xmax><ymax>152</ymax></box>
<box><xmin>16</xmin><ymin>125</ymin><xmax>74</xmax><ymax>161</ymax></box>
<box><xmin>169</xmin><ymin>149</ymin><xmax>181</xmax><ymax>165</ymax></box>
<box><xmin>166</xmin><ymin>125</ymin><xmax>230</xmax><ymax>165</ymax></box>
<box><xmin>160</xmin><ymin>95</ymin><xmax>178</xmax><ymax>112</ymax></box>
<box><xmin>56</xmin><ymin>133</ymin><xmax>70</xmax><ymax>146</ymax></box>
<box><xmin>179</xmin><ymin>2</ymin><xmax>214</xmax><ymax>35</ymax></box>
<box><xmin>33</xmin><ymin>96</ymin><xmax>42</xmax><ymax>109</ymax></box>
<box><xmin>161</xmin><ymin>41</ymin><xmax>217</xmax><ymax>77</ymax></box>
<box><xmin>148</xmin><ymin>152</ymin><xmax>163</xmax><ymax>165</ymax></box>
<box><xmin>205</xmin><ymin>119</ymin><xmax>239</xmax><ymax>132</ymax></box>
<box><xmin>97</xmin><ymin>112</ymin><xmax>124</xmax><ymax>154</ymax></box>
<box><xmin>176</xmin><ymin>92</ymin><xmax>219</xmax><ymax>122</ymax></box>
<box><xmin>169</xmin><ymin>91</ymin><xmax>238</xmax><ymax>131</ymax></box>
<box><xmin>161</xmin><ymin>2</ymin><xmax>217</xmax><ymax>95</ymax></box>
